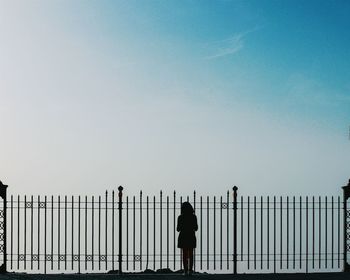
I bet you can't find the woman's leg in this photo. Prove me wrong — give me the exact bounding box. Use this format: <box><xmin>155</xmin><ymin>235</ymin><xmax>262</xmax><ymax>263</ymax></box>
<box><xmin>182</xmin><ymin>249</ymin><xmax>189</xmax><ymax>273</ymax></box>
<box><xmin>188</xmin><ymin>248</ymin><xmax>193</xmax><ymax>273</ymax></box>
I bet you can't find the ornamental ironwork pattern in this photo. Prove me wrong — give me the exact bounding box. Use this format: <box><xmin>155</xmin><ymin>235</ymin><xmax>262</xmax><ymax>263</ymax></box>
<box><xmin>46</xmin><ymin>255</ymin><xmax>52</xmax><ymax>261</ymax></box>
<box><xmin>59</xmin><ymin>255</ymin><xmax>66</xmax><ymax>261</ymax></box>
<box><xmin>221</xmin><ymin>203</ymin><xmax>228</xmax><ymax>209</ymax></box>
<box><xmin>73</xmin><ymin>255</ymin><xmax>80</xmax><ymax>261</ymax></box>
<box><xmin>99</xmin><ymin>255</ymin><xmax>106</xmax><ymax>261</ymax></box>
<box><xmin>86</xmin><ymin>255</ymin><xmax>93</xmax><ymax>261</ymax></box>
<box><xmin>25</xmin><ymin>202</ymin><xmax>33</xmax><ymax>208</ymax></box>
<box><xmin>39</xmin><ymin>202</ymin><xmax>46</xmax><ymax>208</ymax></box>
<box><xmin>0</xmin><ymin>210</ymin><xmax>4</xmax><ymax>218</ymax></box>
<box><xmin>19</xmin><ymin>254</ymin><xmax>26</xmax><ymax>261</ymax></box>
<box><xmin>134</xmin><ymin>255</ymin><xmax>141</xmax><ymax>261</ymax></box>
<box><xmin>32</xmin><ymin>255</ymin><xmax>39</xmax><ymax>261</ymax></box>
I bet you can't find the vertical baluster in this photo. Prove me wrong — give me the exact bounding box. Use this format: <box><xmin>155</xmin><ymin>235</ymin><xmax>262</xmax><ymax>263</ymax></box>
<box><xmin>127</xmin><ymin>196</ymin><xmax>129</xmax><ymax>271</ymax></box>
<box><xmin>98</xmin><ymin>196</ymin><xmax>101</xmax><ymax>270</ymax></box>
<box><xmin>312</xmin><ymin>196</ymin><xmax>315</xmax><ymax>269</ymax></box>
<box><xmin>147</xmin><ymin>196</ymin><xmax>149</xmax><ymax>271</ymax></box>
<box><xmin>267</xmin><ymin>196</ymin><xmax>269</xmax><ymax>271</ymax></box>
<box><xmin>248</xmin><ymin>196</ymin><xmax>250</xmax><ymax>270</ymax></box>
<box><xmin>193</xmin><ymin>191</ymin><xmax>196</xmax><ymax>272</ymax></box>
<box><xmin>92</xmin><ymin>196</ymin><xmax>94</xmax><ymax>270</ymax></box>
<box><xmin>85</xmin><ymin>196</ymin><xmax>87</xmax><ymax>271</ymax></box>
<box><xmin>166</xmin><ymin>195</ymin><xmax>169</xmax><ymax>270</ymax></box>
<box><xmin>173</xmin><ymin>191</ymin><xmax>175</xmax><ymax>271</ymax></box>
<box><xmin>71</xmin><ymin>196</ymin><xmax>74</xmax><ymax>271</ymax></box>
<box><xmin>261</xmin><ymin>196</ymin><xmax>263</xmax><ymax>270</ymax></box>
<box><xmin>287</xmin><ymin>196</ymin><xmax>289</xmax><ymax>270</ymax></box>
<box><xmin>180</xmin><ymin>196</ymin><xmax>183</xmax><ymax>271</ymax></box>
<box><xmin>78</xmin><ymin>196</ymin><xmax>81</xmax><ymax>274</ymax></box>
<box><xmin>338</xmin><ymin>196</ymin><xmax>340</xmax><ymax>269</ymax></box>
<box><xmin>293</xmin><ymin>196</ymin><xmax>295</xmax><ymax>270</ymax></box>
<box><xmin>31</xmin><ymin>195</ymin><xmax>33</xmax><ymax>270</ymax></box>
<box><xmin>306</xmin><ymin>196</ymin><xmax>308</xmax><ymax>273</ymax></box>
<box><xmin>65</xmin><ymin>196</ymin><xmax>67</xmax><ymax>270</ymax></box>
<box><xmin>10</xmin><ymin>195</ymin><xmax>13</xmax><ymax>270</ymax></box>
<box><xmin>153</xmin><ymin>196</ymin><xmax>155</xmax><ymax>271</ymax></box>
<box><xmin>200</xmin><ymin>196</ymin><xmax>202</xmax><ymax>270</ymax></box>
<box><xmin>44</xmin><ymin>196</ymin><xmax>47</xmax><ymax>274</ymax></box>
<box><xmin>280</xmin><ymin>196</ymin><xmax>283</xmax><ymax>270</ymax></box>
<box><xmin>105</xmin><ymin>191</ymin><xmax>108</xmax><ymax>271</ymax></box>
<box><xmin>332</xmin><ymin>196</ymin><xmax>334</xmax><ymax>269</ymax></box>
<box><xmin>112</xmin><ymin>191</ymin><xmax>115</xmax><ymax>272</ymax></box>
<box><xmin>273</xmin><ymin>196</ymin><xmax>276</xmax><ymax>273</ymax></box>
<box><xmin>213</xmin><ymin>196</ymin><xmax>216</xmax><ymax>270</ymax></box>
<box><xmin>58</xmin><ymin>196</ymin><xmax>60</xmax><ymax>271</ymax></box>
<box><xmin>51</xmin><ymin>196</ymin><xmax>54</xmax><ymax>271</ymax></box>
<box><xmin>325</xmin><ymin>196</ymin><xmax>327</xmax><ymax>269</ymax></box>
<box><xmin>220</xmin><ymin>196</ymin><xmax>223</xmax><ymax>269</ymax></box>
<box><xmin>160</xmin><ymin>191</ymin><xmax>163</xmax><ymax>270</ymax></box>
<box><xmin>140</xmin><ymin>191</ymin><xmax>143</xmax><ymax>271</ymax></box>
<box><xmin>17</xmin><ymin>195</ymin><xmax>20</xmax><ymax>270</ymax></box>
<box><xmin>226</xmin><ymin>191</ymin><xmax>229</xmax><ymax>270</ymax></box>
<box><xmin>299</xmin><ymin>196</ymin><xmax>302</xmax><ymax>270</ymax></box>
<box><xmin>133</xmin><ymin>195</ymin><xmax>135</xmax><ymax>271</ymax></box>
<box><xmin>241</xmin><ymin>196</ymin><xmax>243</xmax><ymax>263</ymax></box>
<box><xmin>207</xmin><ymin>196</ymin><xmax>209</xmax><ymax>270</ymax></box>
<box><xmin>254</xmin><ymin>196</ymin><xmax>256</xmax><ymax>270</ymax></box>
<box><xmin>38</xmin><ymin>195</ymin><xmax>40</xmax><ymax>270</ymax></box>
<box><xmin>318</xmin><ymin>196</ymin><xmax>321</xmax><ymax>269</ymax></box>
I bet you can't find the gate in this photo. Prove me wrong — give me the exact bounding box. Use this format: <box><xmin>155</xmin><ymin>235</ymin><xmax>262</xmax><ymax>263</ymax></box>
<box><xmin>0</xmin><ymin>179</ymin><xmax>349</xmax><ymax>274</ymax></box>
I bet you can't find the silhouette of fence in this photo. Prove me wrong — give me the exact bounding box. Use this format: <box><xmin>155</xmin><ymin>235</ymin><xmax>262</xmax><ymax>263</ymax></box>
<box><xmin>0</xmin><ymin>180</ymin><xmax>349</xmax><ymax>274</ymax></box>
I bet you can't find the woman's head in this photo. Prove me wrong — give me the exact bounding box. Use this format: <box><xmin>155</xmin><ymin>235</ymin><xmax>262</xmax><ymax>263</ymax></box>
<box><xmin>181</xmin><ymin>202</ymin><xmax>194</xmax><ymax>215</ymax></box>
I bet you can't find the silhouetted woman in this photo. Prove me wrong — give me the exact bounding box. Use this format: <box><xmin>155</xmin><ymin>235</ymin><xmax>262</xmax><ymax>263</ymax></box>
<box><xmin>177</xmin><ymin>202</ymin><xmax>198</xmax><ymax>275</ymax></box>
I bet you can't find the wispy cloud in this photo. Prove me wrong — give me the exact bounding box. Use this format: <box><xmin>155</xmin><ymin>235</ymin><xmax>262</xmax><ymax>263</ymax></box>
<box><xmin>205</xmin><ymin>27</ymin><xmax>260</xmax><ymax>59</ymax></box>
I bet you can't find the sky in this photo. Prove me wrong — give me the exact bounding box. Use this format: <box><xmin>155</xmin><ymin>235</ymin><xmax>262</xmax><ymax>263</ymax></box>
<box><xmin>0</xmin><ymin>0</ymin><xmax>349</xmax><ymax>197</ymax></box>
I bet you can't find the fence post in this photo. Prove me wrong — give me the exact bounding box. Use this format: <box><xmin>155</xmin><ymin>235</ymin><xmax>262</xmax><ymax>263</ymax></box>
<box><xmin>233</xmin><ymin>186</ymin><xmax>238</xmax><ymax>274</ymax></box>
<box><xmin>343</xmin><ymin>179</ymin><xmax>350</xmax><ymax>272</ymax></box>
<box><xmin>0</xmin><ymin>181</ymin><xmax>8</xmax><ymax>274</ymax></box>
<box><xmin>118</xmin><ymin>186</ymin><xmax>123</xmax><ymax>274</ymax></box>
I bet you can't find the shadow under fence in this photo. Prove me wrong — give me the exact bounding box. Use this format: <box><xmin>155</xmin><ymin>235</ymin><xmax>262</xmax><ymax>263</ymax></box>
<box><xmin>0</xmin><ymin>179</ymin><xmax>350</xmax><ymax>274</ymax></box>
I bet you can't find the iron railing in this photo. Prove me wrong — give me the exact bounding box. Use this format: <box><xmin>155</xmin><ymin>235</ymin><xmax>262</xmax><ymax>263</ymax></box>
<box><xmin>0</xmin><ymin>180</ymin><xmax>349</xmax><ymax>274</ymax></box>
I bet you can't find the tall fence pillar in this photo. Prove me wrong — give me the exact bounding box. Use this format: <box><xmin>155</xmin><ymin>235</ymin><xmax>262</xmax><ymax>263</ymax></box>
<box><xmin>0</xmin><ymin>181</ymin><xmax>7</xmax><ymax>273</ymax></box>
<box><xmin>343</xmin><ymin>179</ymin><xmax>350</xmax><ymax>272</ymax></box>
<box><xmin>118</xmin><ymin>186</ymin><xmax>123</xmax><ymax>274</ymax></box>
<box><xmin>233</xmin><ymin>186</ymin><xmax>238</xmax><ymax>274</ymax></box>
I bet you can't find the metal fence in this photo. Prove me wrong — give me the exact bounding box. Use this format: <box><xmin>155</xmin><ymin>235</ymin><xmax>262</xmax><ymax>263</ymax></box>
<box><xmin>0</xmin><ymin>180</ymin><xmax>349</xmax><ymax>274</ymax></box>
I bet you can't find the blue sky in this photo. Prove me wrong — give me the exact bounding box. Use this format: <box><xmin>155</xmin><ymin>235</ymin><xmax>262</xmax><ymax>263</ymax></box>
<box><xmin>0</xmin><ymin>0</ymin><xmax>349</xmax><ymax>196</ymax></box>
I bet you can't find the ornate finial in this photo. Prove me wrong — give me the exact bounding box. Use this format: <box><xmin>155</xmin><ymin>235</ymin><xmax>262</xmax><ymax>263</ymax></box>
<box><xmin>233</xmin><ymin>186</ymin><xmax>238</xmax><ymax>191</ymax></box>
<box><xmin>118</xmin><ymin>186</ymin><xmax>123</xmax><ymax>191</ymax></box>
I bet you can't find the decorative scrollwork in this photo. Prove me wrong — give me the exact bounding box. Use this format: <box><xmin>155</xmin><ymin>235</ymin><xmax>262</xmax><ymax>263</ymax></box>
<box><xmin>100</xmin><ymin>255</ymin><xmax>106</xmax><ymax>261</ymax></box>
<box><xmin>59</xmin><ymin>255</ymin><xmax>66</xmax><ymax>261</ymax></box>
<box><xmin>347</xmin><ymin>244</ymin><xmax>350</xmax><ymax>252</ymax></box>
<box><xmin>46</xmin><ymin>255</ymin><xmax>52</xmax><ymax>261</ymax></box>
<box><xmin>86</xmin><ymin>255</ymin><xmax>93</xmax><ymax>261</ymax></box>
<box><xmin>19</xmin><ymin>254</ymin><xmax>26</xmax><ymax>261</ymax></box>
<box><xmin>26</xmin><ymin>202</ymin><xmax>33</xmax><ymax>208</ymax></box>
<box><xmin>347</xmin><ymin>210</ymin><xmax>350</xmax><ymax>219</ymax></box>
<box><xmin>347</xmin><ymin>221</ymin><xmax>350</xmax><ymax>230</ymax></box>
<box><xmin>0</xmin><ymin>233</ymin><xmax>4</xmax><ymax>241</ymax></box>
<box><xmin>0</xmin><ymin>210</ymin><xmax>4</xmax><ymax>218</ymax></box>
<box><xmin>347</xmin><ymin>232</ymin><xmax>350</xmax><ymax>240</ymax></box>
<box><xmin>0</xmin><ymin>221</ymin><xmax>4</xmax><ymax>230</ymax></box>
<box><xmin>221</xmin><ymin>203</ymin><xmax>228</xmax><ymax>209</ymax></box>
<box><xmin>39</xmin><ymin>202</ymin><xmax>46</xmax><ymax>208</ymax></box>
<box><xmin>134</xmin><ymin>255</ymin><xmax>141</xmax><ymax>261</ymax></box>
<box><xmin>73</xmin><ymin>255</ymin><xmax>80</xmax><ymax>261</ymax></box>
<box><xmin>32</xmin><ymin>255</ymin><xmax>39</xmax><ymax>261</ymax></box>
<box><xmin>0</xmin><ymin>244</ymin><xmax>4</xmax><ymax>253</ymax></box>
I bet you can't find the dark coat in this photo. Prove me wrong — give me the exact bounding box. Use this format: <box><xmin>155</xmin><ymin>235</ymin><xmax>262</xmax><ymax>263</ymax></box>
<box><xmin>177</xmin><ymin>214</ymin><xmax>198</xmax><ymax>248</ymax></box>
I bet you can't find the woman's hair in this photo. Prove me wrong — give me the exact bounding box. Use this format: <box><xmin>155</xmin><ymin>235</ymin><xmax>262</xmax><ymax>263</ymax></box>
<box><xmin>181</xmin><ymin>202</ymin><xmax>194</xmax><ymax>215</ymax></box>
